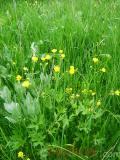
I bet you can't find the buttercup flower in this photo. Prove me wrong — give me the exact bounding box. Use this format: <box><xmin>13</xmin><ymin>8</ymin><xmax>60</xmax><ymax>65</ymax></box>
<box><xmin>22</xmin><ymin>80</ymin><xmax>31</xmax><ymax>88</ymax></box>
<box><xmin>16</xmin><ymin>75</ymin><xmax>22</xmax><ymax>81</ymax></box>
<box><xmin>41</xmin><ymin>57</ymin><xmax>46</xmax><ymax>61</ymax></box>
<box><xmin>59</xmin><ymin>50</ymin><xmax>63</xmax><ymax>54</ymax></box>
<box><xmin>93</xmin><ymin>57</ymin><xmax>99</xmax><ymax>64</ymax></box>
<box><xmin>18</xmin><ymin>151</ymin><xmax>24</xmax><ymax>159</ymax></box>
<box><xmin>51</xmin><ymin>49</ymin><xmax>57</xmax><ymax>53</ymax></box>
<box><xmin>100</xmin><ymin>67</ymin><xmax>106</xmax><ymax>73</ymax></box>
<box><xmin>60</xmin><ymin>54</ymin><xmax>65</xmax><ymax>59</ymax></box>
<box><xmin>54</xmin><ymin>65</ymin><xmax>60</xmax><ymax>73</ymax></box>
<box><xmin>23</xmin><ymin>67</ymin><xmax>28</xmax><ymax>71</ymax></box>
<box><xmin>32</xmin><ymin>56</ymin><xmax>38</xmax><ymax>62</ymax></box>
<box><xmin>96</xmin><ymin>100</ymin><xmax>101</xmax><ymax>106</ymax></box>
<box><xmin>114</xmin><ymin>90</ymin><xmax>120</xmax><ymax>96</ymax></box>
<box><xmin>91</xmin><ymin>91</ymin><xmax>96</xmax><ymax>96</ymax></box>
<box><xmin>69</xmin><ymin>66</ymin><xmax>75</xmax><ymax>75</ymax></box>
<box><xmin>12</xmin><ymin>61</ymin><xmax>16</xmax><ymax>65</ymax></box>
<box><xmin>45</xmin><ymin>54</ymin><xmax>51</xmax><ymax>60</ymax></box>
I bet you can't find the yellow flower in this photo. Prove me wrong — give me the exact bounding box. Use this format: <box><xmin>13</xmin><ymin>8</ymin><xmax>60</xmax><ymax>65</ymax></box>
<box><xmin>16</xmin><ymin>75</ymin><xmax>22</xmax><ymax>81</ymax></box>
<box><xmin>32</xmin><ymin>56</ymin><xmax>38</xmax><ymax>62</ymax></box>
<box><xmin>51</xmin><ymin>49</ymin><xmax>57</xmax><ymax>53</ymax></box>
<box><xmin>22</xmin><ymin>80</ymin><xmax>31</xmax><ymax>88</ymax></box>
<box><xmin>82</xmin><ymin>89</ymin><xmax>88</xmax><ymax>94</ymax></box>
<box><xmin>60</xmin><ymin>54</ymin><xmax>65</xmax><ymax>59</ymax></box>
<box><xmin>65</xmin><ymin>88</ymin><xmax>72</xmax><ymax>94</ymax></box>
<box><xmin>76</xmin><ymin>94</ymin><xmax>80</xmax><ymax>98</ymax></box>
<box><xmin>23</xmin><ymin>67</ymin><xmax>28</xmax><ymax>71</ymax></box>
<box><xmin>96</xmin><ymin>100</ymin><xmax>101</xmax><ymax>106</ymax></box>
<box><xmin>45</xmin><ymin>54</ymin><xmax>51</xmax><ymax>60</ymax></box>
<box><xmin>93</xmin><ymin>57</ymin><xmax>99</xmax><ymax>64</ymax></box>
<box><xmin>18</xmin><ymin>151</ymin><xmax>24</xmax><ymax>159</ymax></box>
<box><xmin>100</xmin><ymin>67</ymin><xmax>106</xmax><ymax>73</ymax></box>
<box><xmin>114</xmin><ymin>90</ymin><xmax>120</xmax><ymax>96</ymax></box>
<box><xmin>59</xmin><ymin>50</ymin><xmax>63</xmax><ymax>54</ymax></box>
<box><xmin>41</xmin><ymin>57</ymin><xmax>46</xmax><ymax>61</ymax></box>
<box><xmin>54</xmin><ymin>65</ymin><xmax>60</xmax><ymax>73</ymax></box>
<box><xmin>70</xmin><ymin>94</ymin><xmax>75</xmax><ymax>99</ymax></box>
<box><xmin>69</xmin><ymin>66</ymin><xmax>75</xmax><ymax>75</ymax></box>
<box><xmin>91</xmin><ymin>91</ymin><xmax>96</xmax><ymax>96</ymax></box>
<box><xmin>12</xmin><ymin>61</ymin><xmax>16</xmax><ymax>65</ymax></box>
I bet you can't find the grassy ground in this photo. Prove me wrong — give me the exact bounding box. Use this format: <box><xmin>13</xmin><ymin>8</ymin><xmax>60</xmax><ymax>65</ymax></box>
<box><xmin>0</xmin><ymin>0</ymin><xmax>120</xmax><ymax>160</ymax></box>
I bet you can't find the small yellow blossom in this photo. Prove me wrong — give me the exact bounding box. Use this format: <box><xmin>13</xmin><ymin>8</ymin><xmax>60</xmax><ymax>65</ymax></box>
<box><xmin>114</xmin><ymin>90</ymin><xmax>120</xmax><ymax>96</ymax></box>
<box><xmin>96</xmin><ymin>100</ymin><xmax>101</xmax><ymax>106</ymax></box>
<box><xmin>51</xmin><ymin>49</ymin><xmax>57</xmax><ymax>53</ymax></box>
<box><xmin>76</xmin><ymin>94</ymin><xmax>80</xmax><ymax>98</ymax></box>
<box><xmin>65</xmin><ymin>88</ymin><xmax>72</xmax><ymax>94</ymax></box>
<box><xmin>91</xmin><ymin>91</ymin><xmax>96</xmax><ymax>96</ymax></box>
<box><xmin>59</xmin><ymin>50</ymin><xmax>63</xmax><ymax>54</ymax></box>
<box><xmin>22</xmin><ymin>80</ymin><xmax>31</xmax><ymax>88</ymax></box>
<box><xmin>23</xmin><ymin>67</ymin><xmax>28</xmax><ymax>71</ymax></box>
<box><xmin>69</xmin><ymin>66</ymin><xmax>75</xmax><ymax>75</ymax></box>
<box><xmin>32</xmin><ymin>56</ymin><xmax>38</xmax><ymax>62</ymax></box>
<box><xmin>16</xmin><ymin>75</ymin><xmax>22</xmax><ymax>81</ymax></box>
<box><xmin>45</xmin><ymin>54</ymin><xmax>51</xmax><ymax>60</ymax></box>
<box><xmin>54</xmin><ymin>65</ymin><xmax>60</xmax><ymax>73</ymax></box>
<box><xmin>93</xmin><ymin>57</ymin><xmax>99</xmax><ymax>64</ymax></box>
<box><xmin>12</xmin><ymin>61</ymin><xmax>16</xmax><ymax>65</ymax></box>
<box><xmin>70</xmin><ymin>94</ymin><xmax>75</xmax><ymax>99</ymax></box>
<box><xmin>60</xmin><ymin>54</ymin><xmax>65</xmax><ymax>59</ymax></box>
<box><xmin>41</xmin><ymin>57</ymin><xmax>46</xmax><ymax>61</ymax></box>
<box><xmin>100</xmin><ymin>67</ymin><xmax>106</xmax><ymax>73</ymax></box>
<box><xmin>18</xmin><ymin>151</ymin><xmax>24</xmax><ymax>159</ymax></box>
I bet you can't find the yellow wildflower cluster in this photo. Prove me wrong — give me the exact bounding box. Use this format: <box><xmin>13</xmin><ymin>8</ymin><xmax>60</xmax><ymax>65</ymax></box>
<box><xmin>18</xmin><ymin>151</ymin><xmax>30</xmax><ymax>160</ymax></box>
<box><xmin>81</xmin><ymin>89</ymin><xmax>96</xmax><ymax>96</ymax></box>
<box><xmin>16</xmin><ymin>74</ymin><xmax>31</xmax><ymax>88</ymax></box>
<box><xmin>70</xmin><ymin>93</ymin><xmax>80</xmax><ymax>99</ymax></box>
<box><xmin>31</xmin><ymin>49</ymin><xmax>65</xmax><ymax>63</ymax></box>
<box><xmin>92</xmin><ymin>57</ymin><xmax>108</xmax><ymax>73</ymax></box>
<box><xmin>110</xmin><ymin>90</ymin><xmax>120</xmax><ymax>96</ymax></box>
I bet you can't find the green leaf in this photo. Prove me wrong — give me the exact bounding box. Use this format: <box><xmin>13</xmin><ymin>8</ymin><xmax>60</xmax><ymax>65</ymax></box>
<box><xmin>0</xmin><ymin>86</ymin><xmax>11</xmax><ymax>102</ymax></box>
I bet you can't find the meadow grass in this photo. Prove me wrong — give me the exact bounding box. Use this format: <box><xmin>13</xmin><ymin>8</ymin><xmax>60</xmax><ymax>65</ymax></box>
<box><xmin>0</xmin><ymin>0</ymin><xmax>120</xmax><ymax>160</ymax></box>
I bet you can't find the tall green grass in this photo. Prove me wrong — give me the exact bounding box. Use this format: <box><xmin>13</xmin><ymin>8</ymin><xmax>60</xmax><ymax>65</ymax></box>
<box><xmin>0</xmin><ymin>0</ymin><xmax>120</xmax><ymax>160</ymax></box>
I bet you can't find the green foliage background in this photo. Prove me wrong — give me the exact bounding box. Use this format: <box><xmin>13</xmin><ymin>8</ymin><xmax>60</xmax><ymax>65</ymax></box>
<box><xmin>0</xmin><ymin>0</ymin><xmax>120</xmax><ymax>160</ymax></box>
